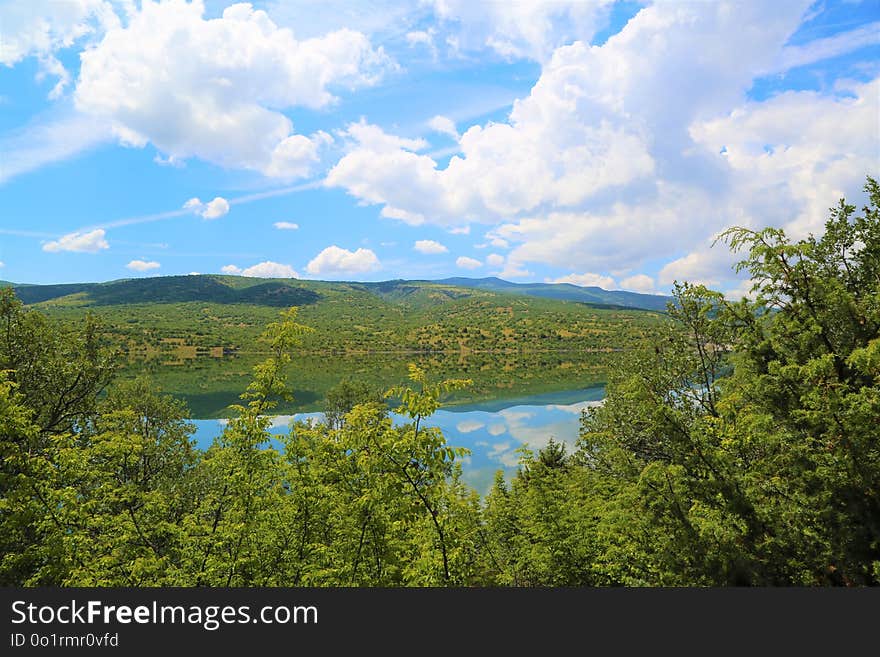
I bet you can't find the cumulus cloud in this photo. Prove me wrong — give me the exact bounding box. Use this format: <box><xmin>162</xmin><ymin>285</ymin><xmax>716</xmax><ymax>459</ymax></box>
<box><xmin>427</xmin><ymin>115</ymin><xmax>459</xmax><ymax>139</ymax></box>
<box><xmin>414</xmin><ymin>239</ymin><xmax>448</xmax><ymax>254</ymax></box>
<box><xmin>486</xmin><ymin>253</ymin><xmax>504</xmax><ymax>267</ymax></box>
<box><xmin>0</xmin><ymin>0</ymin><xmax>119</xmax><ymax>66</ymax></box>
<box><xmin>43</xmin><ymin>229</ymin><xmax>109</xmax><ymax>253</ymax></box>
<box><xmin>689</xmin><ymin>78</ymin><xmax>880</xmax><ymax>241</ymax></box>
<box><xmin>619</xmin><ymin>274</ymin><xmax>655</xmax><ymax>294</ymax></box>
<box><xmin>73</xmin><ymin>0</ymin><xmax>391</xmax><ymax>177</ymax></box>
<box><xmin>456</xmin><ymin>256</ymin><xmax>482</xmax><ymax>270</ymax></box>
<box><xmin>327</xmin><ymin>3</ymin><xmax>877</xmax><ymax>291</ymax></box>
<box><xmin>456</xmin><ymin>420</ymin><xmax>484</xmax><ymax>433</ymax></box>
<box><xmin>274</xmin><ymin>221</ymin><xmax>299</xmax><ymax>230</ymax></box>
<box><xmin>306</xmin><ymin>245</ymin><xmax>381</xmax><ymax>275</ymax></box>
<box><xmin>126</xmin><ymin>259</ymin><xmax>160</xmax><ymax>272</ymax></box>
<box><xmin>222</xmin><ymin>261</ymin><xmax>299</xmax><ymax>278</ymax></box>
<box><xmin>658</xmin><ymin>248</ymin><xmax>728</xmax><ymax>288</ymax></box>
<box><xmin>548</xmin><ymin>272</ymin><xmax>617</xmax><ymax>289</ymax></box>
<box><xmin>184</xmin><ymin>196</ymin><xmax>229</xmax><ymax>220</ymax></box>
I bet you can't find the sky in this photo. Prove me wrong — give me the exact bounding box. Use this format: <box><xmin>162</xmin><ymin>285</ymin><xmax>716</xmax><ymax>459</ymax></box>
<box><xmin>0</xmin><ymin>0</ymin><xmax>878</xmax><ymax>296</ymax></box>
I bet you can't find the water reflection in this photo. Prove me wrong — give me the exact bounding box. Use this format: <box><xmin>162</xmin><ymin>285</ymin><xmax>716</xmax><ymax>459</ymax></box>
<box><xmin>190</xmin><ymin>386</ymin><xmax>605</xmax><ymax>495</ymax></box>
<box><xmin>122</xmin><ymin>351</ymin><xmax>611</xmax><ymax>417</ymax></box>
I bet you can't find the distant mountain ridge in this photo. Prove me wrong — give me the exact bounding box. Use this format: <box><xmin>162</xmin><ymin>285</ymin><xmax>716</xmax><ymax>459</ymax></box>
<box><xmin>434</xmin><ymin>277</ymin><xmax>671</xmax><ymax>311</ymax></box>
<box><xmin>3</xmin><ymin>274</ymin><xmax>670</xmax><ymax>312</ymax></box>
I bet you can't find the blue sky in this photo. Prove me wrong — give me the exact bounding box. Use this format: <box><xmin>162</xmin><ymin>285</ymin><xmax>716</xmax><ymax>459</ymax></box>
<box><xmin>1</xmin><ymin>0</ymin><xmax>877</xmax><ymax>294</ymax></box>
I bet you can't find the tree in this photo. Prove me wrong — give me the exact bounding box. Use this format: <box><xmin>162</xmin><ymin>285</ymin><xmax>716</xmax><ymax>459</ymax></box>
<box><xmin>183</xmin><ymin>306</ymin><xmax>313</xmax><ymax>586</ymax></box>
<box><xmin>0</xmin><ymin>288</ymin><xmax>117</xmax><ymax>436</ymax></box>
<box><xmin>323</xmin><ymin>379</ymin><xmax>386</xmax><ymax>430</ymax></box>
<box><xmin>576</xmin><ymin>177</ymin><xmax>880</xmax><ymax>585</ymax></box>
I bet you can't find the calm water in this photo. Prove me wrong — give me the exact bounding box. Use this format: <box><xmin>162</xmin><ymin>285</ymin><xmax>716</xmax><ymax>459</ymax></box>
<box><xmin>190</xmin><ymin>385</ymin><xmax>605</xmax><ymax>495</ymax></box>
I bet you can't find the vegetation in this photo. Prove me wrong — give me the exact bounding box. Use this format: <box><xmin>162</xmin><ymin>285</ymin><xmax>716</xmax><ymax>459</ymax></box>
<box><xmin>23</xmin><ymin>276</ymin><xmax>663</xmax><ymax>356</ymax></box>
<box><xmin>1</xmin><ymin>179</ymin><xmax>877</xmax><ymax>586</ymax></box>
<box><xmin>23</xmin><ymin>276</ymin><xmax>662</xmax><ymax>415</ymax></box>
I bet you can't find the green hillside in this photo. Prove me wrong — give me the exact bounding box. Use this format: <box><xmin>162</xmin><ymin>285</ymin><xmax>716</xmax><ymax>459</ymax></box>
<box><xmin>20</xmin><ymin>274</ymin><xmax>664</xmax><ymax>358</ymax></box>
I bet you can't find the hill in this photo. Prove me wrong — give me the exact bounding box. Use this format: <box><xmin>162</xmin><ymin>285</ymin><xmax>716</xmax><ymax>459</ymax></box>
<box><xmin>10</xmin><ymin>274</ymin><xmax>669</xmax><ymax>311</ymax></box>
<box><xmin>435</xmin><ymin>277</ymin><xmax>671</xmax><ymax>311</ymax></box>
<box><xmin>10</xmin><ymin>276</ymin><xmax>319</xmax><ymax>307</ymax></box>
<box><xmin>13</xmin><ymin>274</ymin><xmax>665</xmax><ymax>358</ymax></box>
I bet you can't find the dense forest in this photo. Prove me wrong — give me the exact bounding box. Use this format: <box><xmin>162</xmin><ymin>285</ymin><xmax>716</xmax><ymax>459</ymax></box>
<box><xmin>1</xmin><ymin>180</ymin><xmax>877</xmax><ymax>586</ymax></box>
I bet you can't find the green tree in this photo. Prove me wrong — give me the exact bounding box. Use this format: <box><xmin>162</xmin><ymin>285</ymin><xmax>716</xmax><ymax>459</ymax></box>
<box><xmin>577</xmin><ymin>177</ymin><xmax>880</xmax><ymax>585</ymax></box>
<box><xmin>183</xmin><ymin>306</ymin><xmax>313</xmax><ymax>586</ymax></box>
<box><xmin>0</xmin><ymin>288</ymin><xmax>117</xmax><ymax>435</ymax></box>
<box><xmin>323</xmin><ymin>379</ymin><xmax>386</xmax><ymax>430</ymax></box>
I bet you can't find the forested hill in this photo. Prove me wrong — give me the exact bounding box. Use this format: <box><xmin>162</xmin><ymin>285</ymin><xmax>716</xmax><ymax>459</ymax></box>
<box><xmin>5</xmin><ymin>274</ymin><xmax>665</xmax><ymax>355</ymax></box>
<box><xmin>3</xmin><ymin>274</ymin><xmax>669</xmax><ymax>311</ymax></box>
<box><xmin>435</xmin><ymin>277</ymin><xmax>671</xmax><ymax>311</ymax></box>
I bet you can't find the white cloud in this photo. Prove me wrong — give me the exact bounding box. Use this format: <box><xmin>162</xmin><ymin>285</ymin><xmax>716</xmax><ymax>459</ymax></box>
<box><xmin>265</xmin><ymin>132</ymin><xmax>332</xmax><ymax>179</ymax></box>
<box><xmin>456</xmin><ymin>256</ymin><xmax>482</xmax><ymax>270</ymax></box>
<box><xmin>427</xmin><ymin>115</ymin><xmax>459</xmax><ymax>139</ymax></box>
<box><xmin>722</xmin><ymin>279</ymin><xmax>758</xmax><ymax>302</ymax></box>
<box><xmin>406</xmin><ymin>29</ymin><xmax>438</xmax><ymax>59</ymax></box>
<box><xmin>0</xmin><ymin>261</ymin><xmax>5</xmax><ymax>268</ymax></box>
<box><xmin>274</xmin><ymin>221</ymin><xmax>299</xmax><ymax>230</ymax></box>
<box><xmin>36</xmin><ymin>54</ymin><xmax>71</xmax><ymax>100</ymax></box>
<box><xmin>327</xmin><ymin>38</ymin><xmax>660</xmax><ymax>228</ymax></box>
<box><xmin>183</xmin><ymin>196</ymin><xmax>229</xmax><ymax>220</ymax></box>
<box><xmin>0</xmin><ymin>0</ymin><xmax>119</xmax><ymax>66</ymax></box>
<box><xmin>448</xmin><ymin>225</ymin><xmax>470</xmax><ymax>235</ymax></box>
<box><xmin>202</xmin><ymin>197</ymin><xmax>230</xmax><ymax>220</ymax></box>
<box><xmin>486</xmin><ymin>253</ymin><xmax>504</xmax><ymax>267</ymax></box>
<box><xmin>619</xmin><ymin>274</ymin><xmax>655</xmax><ymax>294</ymax></box>
<box><xmin>549</xmin><ymin>272</ymin><xmax>616</xmax><ymax>289</ymax></box>
<box><xmin>658</xmin><ymin>248</ymin><xmax>727</xmax><ymax>288</ymax></box>
<box><xmin>73</xmin><ymin>0</ymin><xmax>391</xmax><ymax>177</ymax></box>
<box><xmin>222</xmin><ymin>261</ymin><xmax>299</xmax><ymax>278</ymax></box>
<box><xmin>498</xmin><ymin>262</ymin><xmax>532</xmax><ymax>280</ymax></box>
<box><xmin>306</xmin><ymin>245</ymin><xmax>381</xmax><ymax>275</ymax></box>
<box><xmin>43</xmin><ymin>229</ymin><xmax>109</xmax><ymax>253</ymax></box>
<box><xmin>328</xmin><ymin>3</ymin><xmax>878</xmax><ymax>289</ymax></box>
<box><xmin>487</xmin><ymin>423</ymin><xmax>506</xmax><ymax>436</ymax></box>
<box><xmin>689</xmin><ymin>78</ymin><xmax>879</xmax><ymax>241</ymax></box>
<box><xmin>414</xmin><ymin>239</ymin><xmax>448</xmax><ymax>254</ymax></box>
<box><xmin>429</xmin><ymin>0</ymin><xmax>613</xmax><ymax>62</ymax></box>
<box><xmin>456</xmin><ymin>420</ymin><xmax>484</xmax><ymax>433</ymax></box>
<box><xmin>126</xmin><ymin>259</ymin><xmax>160</xmax><ymax>272</ymax></box>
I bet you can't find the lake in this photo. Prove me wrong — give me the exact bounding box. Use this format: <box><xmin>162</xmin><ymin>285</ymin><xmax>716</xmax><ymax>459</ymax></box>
<box><xmin>190</xmin><ymin>385</ymin><xmax>606</xmax><ymax>495</ymax></box>
<box><xmin>122</xmin><ymin>350</ymin><xmax>612</xmax><ymax>417</ymax></box>
<box><xmin>129</xmin><ymin>350</ymin><xmax>611</xmax><ymax>494</ymax></box>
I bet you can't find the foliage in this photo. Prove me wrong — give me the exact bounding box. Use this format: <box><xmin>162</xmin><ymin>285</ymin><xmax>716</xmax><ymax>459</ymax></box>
<box><xmin>0</xmin><ymin>178</ymin><xmax>877</xmax><ymax>587</ymax></box>
<box><xmin>571</xmin><ymin>177</ymin><xmax>880</xmax><ymax>585</ymax></box>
